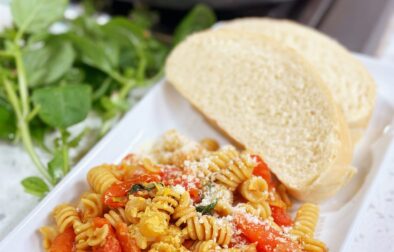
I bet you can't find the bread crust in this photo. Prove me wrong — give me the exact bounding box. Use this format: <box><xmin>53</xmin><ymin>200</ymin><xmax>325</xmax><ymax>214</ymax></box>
<box><xmin>165</xmin><ymin>30</ymin><xmax>354</xmax><ymax>202</ymax></box>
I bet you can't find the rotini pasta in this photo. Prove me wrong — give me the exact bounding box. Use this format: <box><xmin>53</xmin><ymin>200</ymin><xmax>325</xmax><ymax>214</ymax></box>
<box><xmin>87</xmin><ymin>165</ymin><xmax>119</xmax><ymax>194</ymax></box>
<box><xmin>125</xmin><ymin>195</ymin><xmax>149</xmax><ymax>223</ymax></box>
<box><xmin>73</xmin><ymin>220</ymin><xmax>109</xmax><ymax>250</ymax></box>
<box><xmin>291</xmin><ymin>203</ymin><xmax>320</xmax><ymax>238</ymax></box>
<box><xmin>53</xmin><ymin>204</ymin><xmax>79</xmax><ymax>233</ymax></box>
<box><xmin>183</xmin><ymin>215</ymin><xmax>233</xmax><ymax>246</ymax></box>
<box><xmin>300</xmin><ymin>236</ymin><xmax>328</xmax><ymax>252</ymax></box>
<box><xmin>239</xmin><ymin>176</ymin><xmax>269</xmax><ymax>203</ymax></box>
<box><xmin>104</xmin><ymin>207</ymin><xmax>128</xmax><ymax>227</ymax></box>
<box><xmin>80</xmin><ymin>192</ymin><xmax>104</xmax><ymax>221</ymax></box>
<box><xmin>150</xmin><ymin>185</ymin><xmax>181</xmax><ymax>219</ymax></box>
<box><xmin>39</xmin><ymin>226</ymin><xmax>57</xmax><ymax>251</ymax></box>
<box><xmin>190</xmin><ymin>147</ymin><xmax>254</xmax><ymax>191</ymax></box>
<box><xmin>39</xmin><ymin>130</ymin><xmax>327</xmax><ymax>251</ymax></box>
<box><xmin>173</xmin><ymin>192</ymin><xmax>197</xmax><ymax>226</ymax></box>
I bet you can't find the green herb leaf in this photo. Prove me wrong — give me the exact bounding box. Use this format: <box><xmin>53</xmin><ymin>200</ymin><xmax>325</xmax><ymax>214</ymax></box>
<box><xmin>68</xmin><ymin>128</ymin><xmax>89</xmax><ymax>148</ymax></box>
<box><xmin>68</xmin><ymin>34</ymin><xmax>115</xmax><ymax>73</ymax></box>
<box><xmin>129</xmin><ymin>184</ymin><xmax>145</xmax><ymax>193</ymax></box>
<box><xmin>11</xmin><ymin>0</ymin><xmax>67</xmax><ymax>33</ymax></box>
<box><xmin>23</xmin><ymin>39</ymin><xmax>75</xmax><ymax>86</ymax></box>
<box><xmin>21</xmin><ymin>176</ymin><xmax>49</xmax><ymax>197</ymax></box>
<box><xmin>0</xmin><ymin>97</ymin><xmax>16</xmax><ymax>140</ymax></box>
<box><xmin>196</xmin><ymin>199</ymin><xmax>218</xmax><ymax>215</ymax></box>
<box><xmin>32</xmin><ymin>85</ymin><xmax>92</xmax><ymax>129</ymax></box>
<box><xmin>130</xmin><ymin>7</ymin><xmax>159</xmax><ymax>29</ymax></box>
<box><xmin>173</xmin><ymin>4</ymin><xmax>216</xmax><ymax>44</ymax></box>
<box><xmin>47</xmin><ymin>149</ymin><xmax>64</xmax><ymax>184</ymax></box>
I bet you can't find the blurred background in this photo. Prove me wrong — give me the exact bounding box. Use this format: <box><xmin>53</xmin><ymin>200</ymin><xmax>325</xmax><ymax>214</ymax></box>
<box><xmin>72</xmin><ymin>0</ymin><xmax>394</xmax><ymax>60</ymax></box>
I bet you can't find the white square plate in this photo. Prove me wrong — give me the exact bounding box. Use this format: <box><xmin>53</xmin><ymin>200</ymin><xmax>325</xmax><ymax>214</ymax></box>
<box><xmin>0</xmin><ymin>56</ymin><xmax>393</xmax><ymax>252</ymax></box>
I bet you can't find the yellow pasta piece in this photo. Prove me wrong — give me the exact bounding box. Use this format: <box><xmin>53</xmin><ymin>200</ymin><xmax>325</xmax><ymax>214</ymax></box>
<box><xmin>183</xmin><ymin>215</ymin><xmax>232</xmax><ymax>246</ymax></box>
<box><xmin>193</xmin><ymin>147</ymin><xmax>254</xmax><ymax>191</ymax></box>
<box><xmin>291</xmin><ymin>203</ymin><xmax>320</xmax><ymax>238</ymax></box>
<box><xmin>104</xmin><ymin>208</ymin><xmax>128</xmax><ymax>227</ymax></box>
<box><xmin>80</xmin><ymin>192</ymin><xmax>104</xmax><ymax>221</ymax></box>
<box><xmin>87</xmin><ymin>165</ymin><xmax>119</xmax><ymax>194</ymax></box>
<box><xmin>173</xmin><ymin>192</ymin><xmax>197</xmax><ymax>226</ymax></box>
<box><xmin>128</xmin><ymin>224</ymin><xmax>150</xmax><ymax>249</ymax></box>
<box><xmin>39</xmin><ymin>226</ymin><xmax>58</xmax><ymax>251</ymax></box>
<box><xmin>53</xmin><ymin>204</ymin><xmax>79</xmax><ymax>233</ymax></box>
<box><xmin>125</xmin><ymin>196</ymin><xmax>149</xmax><ymax>224</ymax></box>
<box><xmin>200</xmin><ymin>138</ymin><xmax>220</xmax><ymax>152</ymax></box>
<box><xmin>138</xmin><ymin>208</ymin><xmax>168</xmax><ymax>238</ymax></box>
<box><xmin>191</xmin><ymin>240</ymin><xmax>217</xmax><ymax>252</ymax></box>
<box><xmin>300</xmin><ymin>236</ymin><xmax>328</xmax><ymax>252</ymax></box>
<box><xmin>73</xmin><ymin>220</ymin><xmax>109</xmax><ymax>250</ymax></box>
<box><xmin>239</xmin><ymin>176</ymin><xmax>268</xmax><ymax>203</ymax></box>
<box><xmin>150</xmin><ymin>185</ymin><xmax>181</xmax><ymax>220</ymax></box>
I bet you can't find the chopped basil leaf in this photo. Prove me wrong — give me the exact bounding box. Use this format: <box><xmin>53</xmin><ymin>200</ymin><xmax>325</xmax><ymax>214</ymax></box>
<box><xmin>196</xmin><ymin>199</ymin><xmax>218</xmax><ymax>215</ymax></box>
<box><xmin>129</xmin><ymin>184</ymin><xmax>145</xmax><ymax>193</ymax></box>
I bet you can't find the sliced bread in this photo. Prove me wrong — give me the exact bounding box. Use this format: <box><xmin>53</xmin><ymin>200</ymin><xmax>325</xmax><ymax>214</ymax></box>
<box><xmin>165</xmin><ymin>30</ymin><xmax>355</xmax><ymax>202</ymax></box>
<box><xmin>219</xmin><ymin>18</ymin><xmax>376</xmax><ymax>143</ymax></box>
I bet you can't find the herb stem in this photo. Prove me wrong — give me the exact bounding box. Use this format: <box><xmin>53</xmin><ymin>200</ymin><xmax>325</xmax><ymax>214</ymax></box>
<box><xmin>14</xmin><ymin>47</ymin><xmax>30</xmax><ymax>117</ymax></box>
<box><xmin>0</xmin><ymin>50</ymin><xmax>14</xmax><ymax>58</ymax></box>
<box><xmin>60</xmin><ymin>129</ymin><xmax>70</xmax><ymax>174</ymax></box>
<box><xmin>3</xmin><ymin>77</ymin><xmax>52</xmax><ymax>183</ymax></box>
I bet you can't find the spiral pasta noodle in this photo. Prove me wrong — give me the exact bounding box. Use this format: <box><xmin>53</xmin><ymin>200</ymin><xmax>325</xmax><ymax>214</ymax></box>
<box><xmin>300</xmin><ymin>237</ymin><xmax>328</xmax><ymax>252</ymax></box>
<box><xmin>39</xmin><ymin>226</ymin><xmax>58</xmax><ymax>251</ymax></box>
<box><xmin>173</xmin><ymin>192</ymin><xmax>197</xmax><ymax>226</ymax></box>
<box><xmin>125</xmin><ymin>196</ymin><xmax>149</xmax><ymax>223</ymax></box>
<box><xmin>239</xmin><ymin>176</ymin><xmax>269</xmax><ymax>203</ymax></box>
<box><xmin>73</xmin><ymin>220</ymin><xmax>109</xmax><ymax>250</ymax></box>
<box><xmin>191</xmin><ymin>240</ymin><xmax>216</xmax><ymax>252</ymax></box>
<box><xmin>53</xmin><ymin>204</ymin><xmax>79</xmax><ymax>233</ymax></box>
<box><xmin>184</xmin><ymin>215</ymin><xmax>232</xmax><ymax>246</ymax></box>
<box><xmin>291</xmin><ymin>203</ymin><xmax>319</xmax><ymax>238</ymax></box>
<box><xmin>104</xmin><ymin>208</ymin><xmax>128</xmax><ymax>227</ymax></box>
<box><xmin>87</xmin><ymin>165</ymin><xmax>119</xmax><ymax>194</ymax></box>
<box><xmin>150</xmin><ymin>186</ymin><xmax>181</xmax><ymax>219</ymax></box>
<box><xmin>138</xmin><ymin>208</ymin><xmax>169</xmax><ymax>238</ymax></box>
<box><xmin>128</xmin><ymin>224</ymin><xmax>150</xmax><ymax>249</ymax></box>
<box><xmin>192</xmin><ymin>147</ymin><xmax>254</xmax><ymax>190</ymax></box>
<box><xmin>148</xmin><ymin>241</ymin><xmax>178</xmax><ymax>252</ymax></box>
<box><xmin>141</xmin><ymin>157</ymin><xmax>161</xmax><ymax>173</ymax></box>
<box><xmin>80</xmin><ymin>192</ymin><xmax>104</xmax><ymax>221</ymax></box>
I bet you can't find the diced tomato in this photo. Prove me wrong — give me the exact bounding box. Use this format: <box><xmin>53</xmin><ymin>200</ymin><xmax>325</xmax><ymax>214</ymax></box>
<box><xmin>92</xmin><ymin>218</ymin><xmax>122</xmax><ymax>252</ymax></box>
<box><xmin>228</xmin><ymin>232</ymin><xmax>251</xmax><ymax>248</ymax></box>
<box><xmin>49</xmin><ymin>227</ymin><xmax>75</xmax><ymax>252</ymax></box>
<box><xmin>160</xmin><ymin>167</ymin><xmax>202</xmax><ymax>203</ymax></box>
<box><xmin>251</xmin><ymin>155</ymin><xmax>273</xmax><ymax>187</ymax></box>
<box><xmin>103</xmin><ymin>174</ymin><xmax>161</xmax><ymax>208</ymax></box>
<box><xmin>188</xmin><ymin>187</ymin><xmax>202</xmax><ymax>203</ymax></box>
<box><xmin>233</xmin><ymin>212</ymin><xmax>302</xmax><ymax>252</ymax></box>
<box><xmin>115</xmin><ymin>223</ymin><xmax>140</xmax><ymax>252</ymax></box>
<box><xmin>270</xmin><ymin>206</ymin><xmax>293</xmax><ymax>227</ymax></box>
